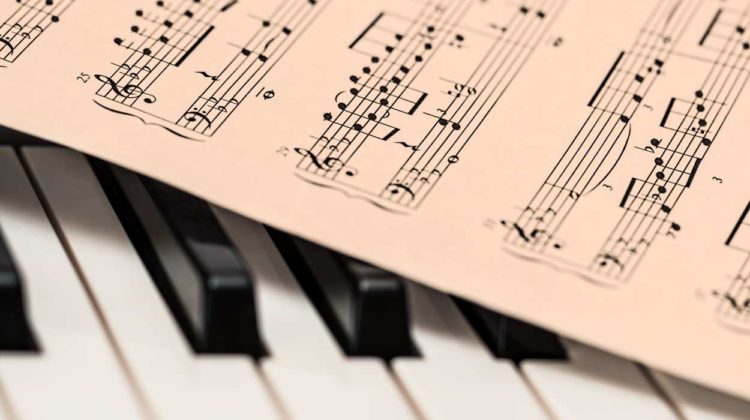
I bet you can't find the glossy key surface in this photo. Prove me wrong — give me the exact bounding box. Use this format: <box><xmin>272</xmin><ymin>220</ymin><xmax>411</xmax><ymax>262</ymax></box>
<box><xmin>454</xmin><ymin>298</ymin><xmax>567</xmax><ymax>361</ymax></box>
<box><xmin>268</xmin><ymin>229</ymin><xmax>414</xmax><ymax>358</ymax></box>
<box><xmin>0</xmin><ymin>228</ymin><xmax>37</xmax><ymax>351</ymax></box>
<box><xmin>91</xmin><ymin>161</ymin><xmax>264</xmax><ymax>356</ymax></box>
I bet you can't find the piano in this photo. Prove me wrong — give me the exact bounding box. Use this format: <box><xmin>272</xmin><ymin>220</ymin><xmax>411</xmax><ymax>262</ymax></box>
<box><xmin>0</xmin><ymin>126</ymin><xmax>748</xmax><ymax>419</ymax></box>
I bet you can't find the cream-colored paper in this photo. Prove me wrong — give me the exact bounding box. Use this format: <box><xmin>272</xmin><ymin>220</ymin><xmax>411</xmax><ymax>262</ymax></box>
<box><xmin>2</xmin><ymin>0</ymin><xmax>750</xmax><ymax>400</ymax></box>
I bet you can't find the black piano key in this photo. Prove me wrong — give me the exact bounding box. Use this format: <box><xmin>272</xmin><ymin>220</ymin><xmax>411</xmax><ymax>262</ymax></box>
<box><xmin>0</xmin><ymin>126</ymin><xmax>53</xmax><ymax>147</ymax></box>
<box><xmin>89</xmin><ymin>159</ymin><xmax>264</xmax><ymax>357</ymax></box>
<box><xmin>0</xmin><ymin>228</ymin><xmax>38</xmax><ymax>351</ymax></box>
<box><xmin>267</xmin><ymin>229</ymin><xmax>416</xmax><ymax>358</ymax></box>
<box><xmin>453</xmin><ymin>298</ymin><xmax>567</xmax><ymax>361</ymax></box>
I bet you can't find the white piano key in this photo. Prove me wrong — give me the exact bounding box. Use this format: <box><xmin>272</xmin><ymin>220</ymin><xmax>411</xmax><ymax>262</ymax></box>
<box><xmin>0</xmin><ymin>385</ymin><xmax>11</xmax><ymax>420</ymax></box>
<box><xmin>215</xmin><ymin>209</ymin><xmax>415</xmax><ymax>420</ymax></box>
<box><xmin>0</xmin><ymin>147</ymin><xmax>144</xmax><ymax>419</ymax></box>
<box><xmin>393</xmin><ymin>283</ymin><xmax>549</xmax><ymax>420</ymax></box>
<box><xmin>22</xmin><ymin>148</ymin><xmax>281</xmax><ymax>420</ymax></box>
<box><xmin>652</xmin><ymin>371</ymin><xmax>750</xmax><ymax>420</ymax></box>
<box><xmin>522</xmin><ymin>340</ymin><xmax>677</xmax><ymax>420</ymax></box>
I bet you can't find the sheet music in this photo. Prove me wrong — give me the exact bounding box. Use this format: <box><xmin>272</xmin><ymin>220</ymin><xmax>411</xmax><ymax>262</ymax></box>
<box><xmin>89</xmin><ymin>0</ymin><xmax>323</xmax><ymax>140</ymax></box>
<box><xmin>0</xmin><ymin>0</ymin><xmax>75</xmax><ymax>68</ymax></box>
<box><xmin>715</xmin><ymin>200</ymin><xmax>750</xmax><ymax>332</ymax></box>
<box><xmin>294</xmin><ymin>0</ymin><xmax>562</xmax><ymax>212</ymax></box>
<box><xmin>1</xmin><ymin>0</ymin><xmax>750</xmax><ymax>401</ymax></box>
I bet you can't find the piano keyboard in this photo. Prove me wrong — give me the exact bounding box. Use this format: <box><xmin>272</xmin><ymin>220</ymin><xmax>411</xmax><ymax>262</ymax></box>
<box><xmin>0</xmin><ymin>129</ymin><xmax>748</xmax><ymax>419</ymax></box>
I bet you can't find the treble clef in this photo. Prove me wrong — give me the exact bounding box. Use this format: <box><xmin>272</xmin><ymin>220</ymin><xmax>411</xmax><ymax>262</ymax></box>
<box><xmin>295</xmin><ymin>148</ymin><xmax>358</xmax><ymax>176</ymax></box>
<box><xmin>95</xmin><ymin>74</ymin><xmax>157</xmax><ymax>103</ymax></box>
<box><xmin>295</xmin><ymin>147</ymin><xmax>328</xmax><ymax>170</ymax></box>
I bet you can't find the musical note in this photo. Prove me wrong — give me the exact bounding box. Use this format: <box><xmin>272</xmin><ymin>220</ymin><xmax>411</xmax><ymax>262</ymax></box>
<box><xmin>262</xmin><ymin>90</ymin><xmax>276</xmax><ymax>100</ymax></box>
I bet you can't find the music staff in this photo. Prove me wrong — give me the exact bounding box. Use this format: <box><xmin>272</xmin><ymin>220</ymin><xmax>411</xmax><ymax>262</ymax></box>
<box><xmin>175</xmin><ymin>0</ymin><xmax>322</xmax><ymax>137</ymax></box>
<box><xmin>503</xmin><ymin>0</ymin><xmax>750</xmax><ymax>285</ymax></box>
<box><xmin>296</xmin><ymin>0</ymin><xmax>565</xmax><ymax>212</ymax></box>
<box><xmin>0</xmin><ymin>0</ymin><xmax>75</xmax><ymax>66</ymax></box>
<box><xmin>593</xmin><ymin>4</ymin><xmax>750</xmax><ymax>281</ymax></box>
<box><xmin>297</xmin><ymin>1</ymin><xmax>446</xmax><ymax>184</ymax></box>
<box><xmin>93</xmin><ymin>0</ymin><xmax>324</xmax><ymax>140</ymax></box>
<box><xmin>382</xmin><ymin>2</ymin><xmax>561</xmax><ymax>209</ymax></box>
<box><xmin>94</xmin><ymin>0</ymin><xmax>229</xmax><ymax>118</ymax></box>
<box><xmin>504</xmin><ymin>0</ymin><xmax>700</xmax><ymax>259</ymax></box>
<box><xmin>712</xmin><ymin>200</ymin><xmax>750</xmax><ymax>332</ymax></box>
